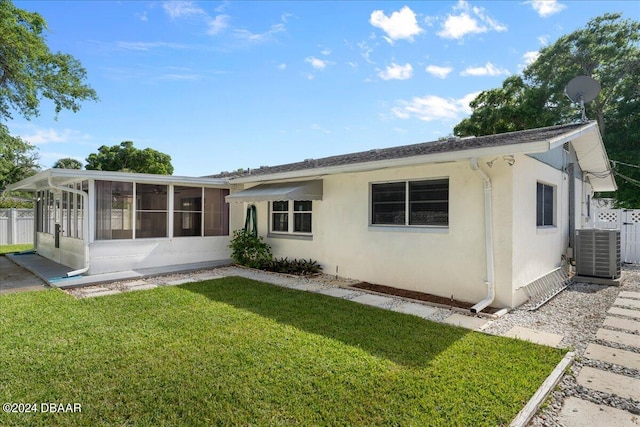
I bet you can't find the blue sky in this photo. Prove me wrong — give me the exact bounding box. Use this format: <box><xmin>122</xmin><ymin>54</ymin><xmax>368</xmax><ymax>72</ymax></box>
<box><xmin>10</xmin><ymin>1</ymin><xmax>640</xmax><ymax>176</ymax></box>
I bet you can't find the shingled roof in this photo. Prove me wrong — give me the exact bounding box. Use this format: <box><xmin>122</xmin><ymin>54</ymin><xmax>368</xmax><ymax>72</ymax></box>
<box><xmin>208</xmin><ymin>122</ymin><xmax>589</xmax><ymax>180</ymax></box>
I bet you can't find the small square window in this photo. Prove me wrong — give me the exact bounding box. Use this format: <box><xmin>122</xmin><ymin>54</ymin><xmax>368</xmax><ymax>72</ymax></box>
<box><xmin>270</xmin><ymin>200</ymin><xmax>312</xmax><ymax>235</ymax></box>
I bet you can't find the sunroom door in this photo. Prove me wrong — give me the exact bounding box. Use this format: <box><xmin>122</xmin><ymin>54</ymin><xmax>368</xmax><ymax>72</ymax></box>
<box><xmin>52</xmin><ymin>193</ymin><xmax>62</xmax><ymax>263</ymax></box>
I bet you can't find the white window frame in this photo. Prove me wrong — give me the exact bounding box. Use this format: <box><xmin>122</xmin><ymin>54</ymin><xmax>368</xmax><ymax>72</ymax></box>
<box><xmin>269</xmin><ymin>200</ymin><xmax>313</xmax><ymax>238</ymax></box>
<box><xmin>369</xmin><ymin>178</ymin><xmax>449</xmax><ymax>229</ymax></box>
<box><xmin>536</xmin><ymin>181</ymin><xmax>556</xmax><ymax>228</ymax></box>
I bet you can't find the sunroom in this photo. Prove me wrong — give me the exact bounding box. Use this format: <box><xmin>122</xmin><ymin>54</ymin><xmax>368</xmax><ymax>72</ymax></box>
<box><xmin>4</xmin><ymin>169</ymin><xmax>233</xmax><ymax>276</ymax></box>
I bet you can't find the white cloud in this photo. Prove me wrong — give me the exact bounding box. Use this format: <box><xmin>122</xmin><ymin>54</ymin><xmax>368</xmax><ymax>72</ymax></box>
<box><xmin>138</xmin><ymin>11</ymin><xmax>148</xmax><ymax>22</ymax></box>
<box><xmin>529</xmin><ymin>0</ymin><xmax>566</xmax><ymax>18</ymax></box>
<box><xmin>306</xmin><ymin>56</ymin><xmax>328</xmax><ymax>70</ymax></box>
<box><xmin>522</xmin><ymin>51</ymin><xmax>540</xmax><ymax>66</ymax></box>
<box><xmin>538</xmin><ymin>35</ymin><xmax>549</xmax><ymax>45</ymax></box>
<box><xmin>233</xmin><ymin>23</ymin><xmax>285</xmax><ymax>42</ymax></box>
<box><xmin>207</xmin><ymin>15</ymin><xmax>230</xmax><ymax>35</ymax></box>
<box><xmin>358</xmin><ymin>41</ymin><xmax>374</xmax><ymax>64</ymax></box>
<box><xmin>461</xmin><ymin>62</ymin><xmax>509</xmax><ymax>76</ymax></box>
<box><xmin>162</xmin><ymin>1</ymin><xmax>204</xmax><ymax>19</ymax></box>
<box><xmin>370</xmin><ymin>6</ymin><xmax>423</xmax><ymax>43</ymax></box>
<box><xmin>438</xmin><ymin>0</ymin><xmax>506</xmax><ymax>40</ymax></box>
<box><xmin>320</xmin><ymin>48</ymin><xmax>332</xmax><ymax>56</ymax></box>
<box><xmin>22</xmin><ymin>128</ymin><xmax>90</xmax><ymax>145</ymax></box>
<box><xmin>425</xmin><ymin>65</ymin><xmax>453</xmax><ymax>79</ymax></box>
<box><xmin>392</xmin><ymin>92</ymin><xmax>480</xmax><ymax>122</ymax></box>
<box><xmin>115</xmin><ymin>41</ymin><xmax>189</xmax><ymax>51</ymax></box>
<box><xmin>311</xmin><ymin>123</ymin><xmax>330</xmax><ymax>134</ymax></box>
<box><xmin>277</xmin><ymin>63</ymin><xmax>286</xmax><ymax>70</ymax></box>
<box><xmin>378</xmin><ymin>63</ymin><xmax>413</xmax><ymax>80</ymax></box>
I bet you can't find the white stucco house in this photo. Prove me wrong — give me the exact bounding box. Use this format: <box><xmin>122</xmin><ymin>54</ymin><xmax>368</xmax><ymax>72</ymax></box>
<box><xmin>4</xmin><ymin>121</ymin><xmax>616</xmax><ymax>310</ymax></box>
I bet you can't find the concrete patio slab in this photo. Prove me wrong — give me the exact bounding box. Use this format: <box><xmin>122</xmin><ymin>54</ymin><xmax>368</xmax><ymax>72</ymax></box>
<box><xmin>603</xmin><ymin>316</ymin><xmax>640</xmax><ymax>333</ymax></box>
<box><xmin>576</xmin><ymin>366</ymin><xmax>640</xmax><ymax>401</ymax></box>
<box><xmin>317</xmin><ymin>287</ymin><xmax>358</xmax><ymax>298</ymax></box>
<box><xmin>619</xmin><ymin>291</ymin><xmax>640</xmax><ymax>300</ymax></box>
<box><xmin>392</xmin><ymin>302</ymin><xmax>439</xmax><ymax>318</ymax></box>
<box><xmin>442</xmin><ymin>313</ymin><xmax>488</xmax><ymax>331</ymax></box>
<box><xmin>0</xmin><ymin>256</ymin><xmax>46</xmax><ymax>294</ymax></box>
<box><xmin>596</xmin><ymin>328</ymin><xmax>640</xmax><ymax>349</ymax></box>
<box><xmin>503</xmin><ymin>326</ymin><xmax>564</xmax><ymax>347</ymax></box>
<box><xmin>558</xmin><ymin>397</ymin><xmax>640</xmax><ymax>427</ymax></box>
<box><xmin>349</xmin><ymin>293</ymin><xmax>394</xmax><ymax>308</ymax></box>
<box><xmin>608</xmin><ymin>306</ymin><xmax>640</xmax><ymax>319</ymax></box>
<box><xmin>584</xmin><ymin>343</ymin><xmax>640</xmax><ymax>370</ymax></box>
<box><xmin>614</xmin><ymin>298</ymin><xmax>640</xmax><ymax>309</ymax></box>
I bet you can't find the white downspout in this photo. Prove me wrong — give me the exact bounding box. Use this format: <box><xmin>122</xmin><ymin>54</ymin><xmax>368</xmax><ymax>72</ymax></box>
<box><xmin>469</xmin><ymin>158</ymin><xmax>495</xmax><ymax>313</ymax></box>
<box><xmin>47</xmin><ymin>176</ymin><xmax>90</xmax><ymax>277</ymax></box>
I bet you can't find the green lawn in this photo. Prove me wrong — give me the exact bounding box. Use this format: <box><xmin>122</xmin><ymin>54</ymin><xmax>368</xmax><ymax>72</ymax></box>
<box><xmin>0</xmin><ymin>277</ymin><xmax>565</xmax><ymax>426</ymax></box>
<box><xmin>0</xmin><ymin>243</ymin><xmax>33</xmax><ymax>255</ymax></box>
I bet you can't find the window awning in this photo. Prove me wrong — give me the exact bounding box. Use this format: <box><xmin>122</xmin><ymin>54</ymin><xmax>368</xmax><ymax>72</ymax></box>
<box><xmin>225</xmin><ymin>180</ymin><xmax>323</xmax><ymax>203</ymax></box>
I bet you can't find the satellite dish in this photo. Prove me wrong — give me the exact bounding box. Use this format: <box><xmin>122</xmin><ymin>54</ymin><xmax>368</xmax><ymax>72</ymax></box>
<box><xmin>564</xmin><ymin>76</ymin><xmax>601</xmax><ymax>122</ymax></box>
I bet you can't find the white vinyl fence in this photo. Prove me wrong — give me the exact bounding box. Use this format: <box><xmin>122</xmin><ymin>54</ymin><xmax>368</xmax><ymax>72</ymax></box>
<box><xmin>0</xmin><ymin>209</ymin><xmax>34</xmax><ymax>245</ymax></box>
<box><xmin>589</xmin><ymin>208</ymin><xmax>640</xmax><ymax>264</ymax></box>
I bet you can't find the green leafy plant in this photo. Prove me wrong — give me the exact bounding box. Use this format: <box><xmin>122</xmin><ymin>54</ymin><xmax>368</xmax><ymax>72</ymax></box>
<box><xmin>228</xmin><ymin>229</ymin><xmax>272</xmax><ymax>269</ymax></box>
<box><xmin>264</xmin><ymin>257</ymin><xmax>322</xmax><ymax>276</ymax></box>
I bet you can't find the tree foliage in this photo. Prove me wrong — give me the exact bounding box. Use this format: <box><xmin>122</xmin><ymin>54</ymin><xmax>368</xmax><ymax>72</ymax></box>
<box><xmin>453</xmin><ymin>13</ymin><xmax>640</xmax><ymax>207</ymax></box>
<box><xmin>52</xmin><ymin>157</ymin><xmax>82</xmax><ymax>169</ymax></box>
<box><xmin>0</xmin><ymin>0</ymin><xmax>98</xmax><ymax>121</ymax></box>
<box><xmin>0</xmin><ymin>124</ymin><xmax>39</xmax><ymax>192</ymax></box>
<box><xmin>85</xmin><ymin>141</ymin><xmax>174</xmax><ymax>175</ymax></box>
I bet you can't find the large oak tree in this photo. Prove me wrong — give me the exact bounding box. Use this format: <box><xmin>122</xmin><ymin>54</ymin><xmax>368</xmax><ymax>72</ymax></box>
<box><xmin>85</xmin><ymin>141</ymin><xmax>174</xmax><ymax>175</ymax></box>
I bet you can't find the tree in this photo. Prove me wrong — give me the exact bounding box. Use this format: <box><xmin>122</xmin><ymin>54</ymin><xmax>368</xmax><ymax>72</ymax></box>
<box><xmin>454</xmin><ymin>13</ymin><xmax>640</xmax><ymax>207</ymax></box>
<box><xmin>85</xmin><ymin>141</ymin><xmax>174</xmax><ymax>175</ymax></box>
<box><xmin>0</xmin><ymin>0</ymin><xmax>98</xmax><ymax>121</ymax></box>
<box><xmin>0</xmin><ymin>124</ymin><xmax>40</xmax><ymax>192</ymax></box>
<box><xmin>52</xmin><ymin>157</ymin><xmax>82</xmax><ymax>169</ymax></box>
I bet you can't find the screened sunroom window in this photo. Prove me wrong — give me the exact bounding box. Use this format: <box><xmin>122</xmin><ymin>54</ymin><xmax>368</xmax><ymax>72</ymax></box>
<box><xmin>174</xmin><ymin>186</ymin><xmax>202</xmax><ymax>237</ymax></box>
<box><xmin>136</xmin><ymin>184</ymin><xmax>168</xmax><ymax>238</ymax></box>
<box><xmin>95</xmin><ymin>181</ymin><xmax>133</xmax><ymax>240</ymax></box>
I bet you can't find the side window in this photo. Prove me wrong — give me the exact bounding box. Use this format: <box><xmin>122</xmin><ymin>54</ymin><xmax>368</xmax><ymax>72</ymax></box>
<box><xmin>536</xmin><ymin>182</ymin><xmax>554</xmax><ymax>227</ymax></box>
<box><xmin>270</xmin><ymin>201</ymin><xmax>312</xmax><ymax>234</ymax></box>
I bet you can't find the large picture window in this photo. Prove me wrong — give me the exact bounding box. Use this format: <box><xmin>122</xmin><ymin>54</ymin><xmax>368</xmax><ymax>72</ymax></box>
<box><xmin>371</xmin><ymin>178</ymin><xmax>449</xmax><ymax>227</ymax></box>
<box><xmin>270</xmin><ymin>200</ymin><xmax>313</xmax><ymax>234</ymax></box>
<box><xmin>536</xmin><ymin>182</ymin><xmax>554</xmax><ymax>227</ymax></box>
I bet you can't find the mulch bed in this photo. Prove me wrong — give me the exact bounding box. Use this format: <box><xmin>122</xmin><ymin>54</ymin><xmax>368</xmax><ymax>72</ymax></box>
<box><xmin>350</xmin><ymin>282</ymin><xmax>500</xmax><ymax>314</ymax></box>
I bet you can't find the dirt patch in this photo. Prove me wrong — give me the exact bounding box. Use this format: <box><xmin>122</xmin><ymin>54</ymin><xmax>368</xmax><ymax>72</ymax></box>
<box><xmin>350</xmin><ymin>282</ymin><xmax>500</xmax><ymax>314</ymax></box>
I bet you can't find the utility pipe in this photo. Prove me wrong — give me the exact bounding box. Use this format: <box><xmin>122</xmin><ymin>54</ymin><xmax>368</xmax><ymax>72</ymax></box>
<box><xmin>47</xmin><ymin>176</ymin><xmax>90</xmax><ymax>277</ymax></box>
<box><xmin>469</xmin><ymin>158</ymin><xmax>496</xmax><ymax>313</ymax></box>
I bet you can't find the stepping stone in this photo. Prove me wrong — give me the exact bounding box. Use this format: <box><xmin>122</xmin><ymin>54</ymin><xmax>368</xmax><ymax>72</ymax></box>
<box><xmin>619</xmin><ymin>291</ymin><xmax>640</xmax><ymax>300</ymax></box>
<box><xmin>558</xmin><ymin>396</ymin><xmax>640</xmax><ymax>427</ymax></box>
<box><xmin>82</xmin><ymin>287</ymin><xmax>114</xmax><ymax>294</ymax></box>
<box><xmin>584</xmin><ymin>343</ymin><xmax>640</xmax><ymax>370</ymax></box>
<box><xmin>193</xmin><ymin>273</ymin><xmax>223</xmax><ymax>281</ymax></box>
<box><xmin>596</xmin><ymin>328</ymin><xmax>640</xmax><ymax>349</ymax></box>
<box><xmin>576</xmin><ymin>366</ymin><xmax>640</xmax><ymax>401</ymax></box>
<box><xmin>290</xmin><ymin>283</ymin><xmax>325</xmax><ymax>292</ymax></box>
<box><xmin>350</xmin><ymin>293</ymin><xmax>394</xmax><ymax>308</ymax></box>
<box><xmin>604</xmin><ymin>316</ymin><xmax>640</xmax><ymax>333</ymax></box>
<box><xmin>122</xmin><ymin>280</ymin><xmax>147</xmax><ymax>287</ymax></box>
<box><xmin>124</xmin><ymin>283</ymin><xmax>157</xmax><ymax>292</ymax></box>
<box><xmin>317</xmin><ymin>287</ymin><xmax>357</xmax><ymax>298</ymax></box>
<box><xmin>392</xmin><ymin>302</ymin><xmax>439</xmax><ymax>318</ymax></box>
<box><xmin>614</xmin><ymin>298</ymin><xmax>640</xmax><ymax>309</ymax></box>
<box><xmin>163</xmin><ymin>278</ymin><xmax>197</xmax><ymax>286</ymax></box>
<box><xmin>442</xmin><ymin>313</ymin><xmax>488</xmax><ymax>331</ymax></box>
<box><xmin>82</xmin><ymin>289</ymin><xmax>121</xmax><ymax>298</ymax></box>
<box><xmin>608</xmin><ymin>306</ymin><xmax>640</xmax><ymax>319</ymax></box>
<box><xmin>503</xmin><ymin>326</ymin><xmax>564</xmax><ymax>347</ymax></box>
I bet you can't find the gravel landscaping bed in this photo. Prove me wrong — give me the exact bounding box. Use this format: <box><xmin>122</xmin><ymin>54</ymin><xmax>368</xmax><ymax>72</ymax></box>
<box><xmin>482</xmin><ymin>265</ymin><xmax>640</xmax><ymax>426</ymax></box>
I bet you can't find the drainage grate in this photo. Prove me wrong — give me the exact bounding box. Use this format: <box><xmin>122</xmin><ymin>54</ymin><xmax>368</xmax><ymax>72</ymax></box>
<box><xmin>521</xmin><ymin>267</ymin><xmax>573</xmax><ymax>311</ymax></box>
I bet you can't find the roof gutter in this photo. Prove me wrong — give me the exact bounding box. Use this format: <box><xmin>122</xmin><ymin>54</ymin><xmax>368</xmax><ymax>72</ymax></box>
<box><xmin>47</xmin><ymin>176</ymin><xmax>90</xmax><ymax>277</ymax></box>
<box><xmin>469</xmin><ymin>158</ymin><xmax>495</xmax><ymax>314</ymax></box>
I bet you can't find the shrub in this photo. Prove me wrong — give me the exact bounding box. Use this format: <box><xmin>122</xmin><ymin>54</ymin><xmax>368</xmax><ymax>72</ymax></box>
<box><xmin>264</xmin><ymin>257</ymin><xmax>322</xmax><ymax>276</ymax></box>
<box><xmin>228</xmin><ymin>229</ymin><xmax>272</xmax><ymax>269</ymax></box>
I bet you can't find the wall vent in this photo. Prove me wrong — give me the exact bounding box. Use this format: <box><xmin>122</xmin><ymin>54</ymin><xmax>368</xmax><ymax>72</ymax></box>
<box><xmin>575</xmin><ymin>229</ymin><xmax>621</xmax><ymax>279</ymax></box>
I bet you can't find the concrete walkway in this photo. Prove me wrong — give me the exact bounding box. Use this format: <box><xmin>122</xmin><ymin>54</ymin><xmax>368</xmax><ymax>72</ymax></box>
<box><xmin>558</xmin><ymin>290</ymin><xmax>640</xmax><ymax>426</ymax></box>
